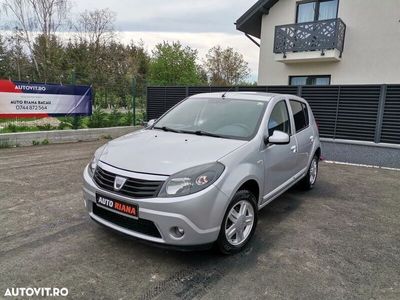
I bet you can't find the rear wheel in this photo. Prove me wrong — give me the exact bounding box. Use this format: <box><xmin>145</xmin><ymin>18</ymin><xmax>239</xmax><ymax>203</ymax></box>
<box><xmin>216</xmin><ymin>190</ymin><xmax>258</xmax><ymax>254</ymax></box>
<box><xmin>299</xmin><ymin>154</ymin><xmax>319</xmax><ymax>190</ymax></box>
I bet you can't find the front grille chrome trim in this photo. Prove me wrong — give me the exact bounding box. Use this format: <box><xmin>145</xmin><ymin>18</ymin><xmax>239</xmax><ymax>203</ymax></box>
<box><xmin>94</xmin><ymin>161</ymin><xmax>167</xmax><ymax>199</ymax></box>
<box><xmin>98</xmin><ymin>161</ymin><xmax>168</xmax><ymax>181</ymax></box>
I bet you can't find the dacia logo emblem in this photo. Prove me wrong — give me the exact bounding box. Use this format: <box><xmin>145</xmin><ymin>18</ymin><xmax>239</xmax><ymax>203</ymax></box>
<box><xmin>114</xmin><ymin>176</ymin><xmax>127</xmax><ymax>191</ymax></box>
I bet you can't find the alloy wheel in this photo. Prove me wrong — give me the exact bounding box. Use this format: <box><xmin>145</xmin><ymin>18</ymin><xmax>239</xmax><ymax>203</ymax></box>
<box><xmin>224</xmin><ymin>200</ymin><xmax>255</xmax><ymax>246</ymax></box>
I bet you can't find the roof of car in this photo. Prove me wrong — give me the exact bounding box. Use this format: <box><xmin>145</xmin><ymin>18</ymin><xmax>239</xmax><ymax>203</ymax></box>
<box><xmin>190</xmin><ymin>92</ymin><xmax>292</xmax><ymax>102</ymax></box>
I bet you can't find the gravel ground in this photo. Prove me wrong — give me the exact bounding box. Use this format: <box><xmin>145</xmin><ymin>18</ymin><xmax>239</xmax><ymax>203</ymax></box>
<box><xmin>0</xmin><ymin>141</ymin><xmax>399</xmax><ymax>299</ymax></box>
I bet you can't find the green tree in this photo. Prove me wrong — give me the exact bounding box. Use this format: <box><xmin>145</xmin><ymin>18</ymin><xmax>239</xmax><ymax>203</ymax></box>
<box><xmin>0</xmin><ymin>35</ymin><xmax>10</xmax><ymax>78</ymax></box>
<box><xmin>5</xmin><ymin>32</ymin><xmax>32</xmax><ymax>81</ymax></box>
<box><xmin>149</xmin><ymin>41</ymin><xmax>205</xmax><ymax>85</ymax></box>
<box><xmin>33</xmin><ymin>34</ymin><xmax>66</xmax><ymax>82</ymax></box>
<box><xmin>204</xmin><ymin>46</ymin><xmax>250</xmax><ymax>86</ymax></box>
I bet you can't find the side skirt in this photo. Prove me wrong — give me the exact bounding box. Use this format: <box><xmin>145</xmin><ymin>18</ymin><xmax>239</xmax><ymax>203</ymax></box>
<box><xmin>259</xmin><ymin>169</ymin><xmax>307</xmax><ymax>210</ymax></box>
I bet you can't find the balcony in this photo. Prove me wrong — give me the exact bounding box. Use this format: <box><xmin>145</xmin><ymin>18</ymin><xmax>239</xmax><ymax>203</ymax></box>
<box><xmin>273</xmin><ymin>18</ymin><xmax>346</xmax><ymax>64</ymax></box>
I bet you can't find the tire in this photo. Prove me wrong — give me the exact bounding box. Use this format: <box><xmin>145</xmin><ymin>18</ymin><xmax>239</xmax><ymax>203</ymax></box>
<box><xmin>299</xmin><ymin>154</ymin><xmax>319</xmax><ymax>190</ymax></box>
<box><xmin>216</xmin><ymin>190</ymin><xmax>258</xmax><ymax>255</ymax></box>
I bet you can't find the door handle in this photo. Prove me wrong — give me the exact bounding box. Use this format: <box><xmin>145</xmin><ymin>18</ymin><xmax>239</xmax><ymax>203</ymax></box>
<box><xmin>290</xmin><ymin>145</ymin><xmax>297</xmax><ymax>153</ymax></box>
<box><xmin>309</xmin><ymin>136</ymin><xmax>314</xmax><ymax>142</ymax></box>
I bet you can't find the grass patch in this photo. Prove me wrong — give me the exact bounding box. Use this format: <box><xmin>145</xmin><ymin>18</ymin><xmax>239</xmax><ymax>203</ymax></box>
<box><xmin>0</xmin><ymin>109</ymin><xmax>143</xmax><ymax>134</ymax></box>
<box><xmin>102</xmin><ymin>134</ymin><xmax>113</xmax><ymax>140</ymax></box>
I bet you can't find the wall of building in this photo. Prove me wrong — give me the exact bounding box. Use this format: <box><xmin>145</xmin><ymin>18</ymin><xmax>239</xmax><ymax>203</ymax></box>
<box><xmin>258</xmin><ymin>0</ymin><xmax>400</xmax><ymax>85</ymax></box>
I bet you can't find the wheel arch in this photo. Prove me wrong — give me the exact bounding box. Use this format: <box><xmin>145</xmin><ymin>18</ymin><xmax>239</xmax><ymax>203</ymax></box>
<box><xmin>315</xmin><ymin>147</ymin><xmax>321</xmax><ymax>159</ymax></box>
<box><xmin>237</xmin><ymin>179</ymin><xmax>260</xmax><ymax>205</ymax></box>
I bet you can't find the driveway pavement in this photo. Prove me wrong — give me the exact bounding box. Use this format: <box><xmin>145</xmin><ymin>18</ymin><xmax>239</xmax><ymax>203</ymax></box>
<box><xmin>0</xmin><ymin>141</ymin><xmax>399</xmax><ymax>299</ymax></box>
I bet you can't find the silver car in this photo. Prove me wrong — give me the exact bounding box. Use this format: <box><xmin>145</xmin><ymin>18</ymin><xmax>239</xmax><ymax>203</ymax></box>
<box><xmin>83</xmin><ymin>92</ymin><xmax>321</xmax><ymax>254</ymax></box>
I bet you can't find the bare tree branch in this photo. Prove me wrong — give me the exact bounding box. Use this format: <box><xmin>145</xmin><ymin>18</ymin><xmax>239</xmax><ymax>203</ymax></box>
<box><xmin>2</xmin><ymin>0</ymin><xmax>70</xmax><ymax>77</ymax></box>
<box><xmin>75</xmin><ymin>8</ymin><xmax>116</xmax><ymax>47</ymax></box>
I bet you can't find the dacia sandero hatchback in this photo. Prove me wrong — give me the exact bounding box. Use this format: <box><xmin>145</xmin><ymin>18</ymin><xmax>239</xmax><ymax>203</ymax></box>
<box><xmin>83</xmin><ymin>92</ymin><xmax>321</xmax><ymax>254</ymax></box>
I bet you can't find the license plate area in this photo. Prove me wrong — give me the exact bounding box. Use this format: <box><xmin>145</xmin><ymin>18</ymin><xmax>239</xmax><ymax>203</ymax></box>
<box><xmin>96</xmin><ymin>194</ymin><xmax>138</xmax><ymax>218</ymax></box>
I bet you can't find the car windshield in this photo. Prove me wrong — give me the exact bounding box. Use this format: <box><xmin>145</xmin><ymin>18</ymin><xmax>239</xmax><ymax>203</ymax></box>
<box><xmin>153</xmin><ymin>97</ymin><xmax>267</xmax><ymax>140</ymax></box>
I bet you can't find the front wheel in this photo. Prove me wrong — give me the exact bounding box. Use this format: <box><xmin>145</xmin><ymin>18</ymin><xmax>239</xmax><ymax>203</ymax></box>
<box><xmin>299</xmin><ymin>154</ymin><xmax>319</xmax><ymax>190</ymax></box>
<box><xmin>216</xmin><ymin>190</ymin><xmax>258</xmax><ymax>254</ymax></box>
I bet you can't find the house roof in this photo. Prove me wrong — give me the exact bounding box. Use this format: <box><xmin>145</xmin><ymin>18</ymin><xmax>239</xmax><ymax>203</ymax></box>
<box><xmin>235</xmin><ymin>0</ymin><xmax>280</xmax><ymax>38</ymax></box>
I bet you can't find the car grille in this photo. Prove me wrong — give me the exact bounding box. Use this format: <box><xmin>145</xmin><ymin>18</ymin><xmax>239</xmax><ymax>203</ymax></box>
<box><xmin>94</xmin><ymin>166</ymin><xmax>164</xmax><ymax>199</ymax></box>
<box><xmin>92</xmin><ymin>203</ymin><xmax>162</xmax><ymax>238</ymax></box>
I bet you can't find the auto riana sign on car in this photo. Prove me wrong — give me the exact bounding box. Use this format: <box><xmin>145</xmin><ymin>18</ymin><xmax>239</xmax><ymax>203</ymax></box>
<box><xmin>0</xmin><ymin>80</ymin><xmax>92</xmax><ymax>118</ymax></box>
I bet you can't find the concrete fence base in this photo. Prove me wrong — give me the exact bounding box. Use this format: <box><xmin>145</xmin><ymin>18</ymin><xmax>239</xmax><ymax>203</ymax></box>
<box><xmin>1</xmin><ymin>129</ymin><xmax>399</xmax><ymax>168</ymax></box>
<box><xmin>321</xmin><ymin>139</ymin><xmax>400</xmax><ymax>169</ymax></box>
<box><xmin>0</xmin><ymin>126</ymin><xmax>140</xmax><ymax>147</ymax></box>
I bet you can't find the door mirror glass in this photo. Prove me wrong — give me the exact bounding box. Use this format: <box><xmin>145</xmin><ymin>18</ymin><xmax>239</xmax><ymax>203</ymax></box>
<box><xmin>266</xmin><ymin>130</ymin><xmax>290</xmax><ymax>145</ymax></box>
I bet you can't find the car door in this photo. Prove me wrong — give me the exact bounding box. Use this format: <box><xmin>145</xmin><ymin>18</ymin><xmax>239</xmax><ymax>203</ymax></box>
<box><xmin>289</xmin><ymin>99</ymin><xmax>314</xmax><ymax>175</ymax></box>
<box><xmin>261</xmin><ymin>99</ymin><xmax>298</xmax><ymax>203</ymax></box>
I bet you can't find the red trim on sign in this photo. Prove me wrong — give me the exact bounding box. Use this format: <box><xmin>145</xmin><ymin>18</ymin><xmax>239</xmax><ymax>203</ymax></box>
<box><xmin>0</xmin><ymin>113</ymin><xmax>49</xmax><ymax>119</ymax></box>
<box><xmin>0</xmin><ymin>80</ymin><xmax>22</xmax><ymax>93</ymax></box>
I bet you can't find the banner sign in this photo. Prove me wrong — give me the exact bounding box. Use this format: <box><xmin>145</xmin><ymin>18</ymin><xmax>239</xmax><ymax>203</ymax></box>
<box><xmin>0</xmin><ymin>80</ymin><xmax>92</xmax><ymax>118</ymax></box>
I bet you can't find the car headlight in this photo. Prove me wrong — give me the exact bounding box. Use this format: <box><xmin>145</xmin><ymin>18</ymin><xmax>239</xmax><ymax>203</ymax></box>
<box><xmin>87</xmin><ymin>145</ymin><xmax>107</xmax><ymax>177</ymax></box>
<box><xmin>158</xmin><ymin>162</ymin><xmax>225</xmax><ymax>197</ymax></box>
<box><xmin>88</xmin><ymin>156</ymin><xmax>98</xmax><ymax>177</ymax></box>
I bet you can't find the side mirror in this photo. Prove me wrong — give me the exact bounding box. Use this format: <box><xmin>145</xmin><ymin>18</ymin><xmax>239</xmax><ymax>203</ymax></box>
<box><xmin>265</xmin><ymin>130</ymin><xmax>290</xmax><ymax>145</ymax></box>
<box><xmin>145</xmin><ymin>119</ymin><xmax>156</xmax><ymax>128</ymax></box>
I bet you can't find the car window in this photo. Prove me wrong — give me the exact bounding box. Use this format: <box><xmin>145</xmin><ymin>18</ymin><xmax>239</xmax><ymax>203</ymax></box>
<box><xmin>290</xmin><ymin>100</ymin><xmax>309</xmax><ymax>132</ymax></box>
<box><xmin>268</xmin><ymin>100</ymin><xmax>291</xmax><ymax>136</ymax></box>
<box><xmin>154</xmin><ymin>98</ymin><xmax>266</xmax><ymax>140</ymax></box>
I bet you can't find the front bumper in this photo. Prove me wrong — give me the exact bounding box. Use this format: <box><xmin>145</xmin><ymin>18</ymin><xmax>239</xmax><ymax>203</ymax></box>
<box><xmin>82</xmin><ymin>163</ymin><xmax>229</xmax><ymax>246</ymax></box>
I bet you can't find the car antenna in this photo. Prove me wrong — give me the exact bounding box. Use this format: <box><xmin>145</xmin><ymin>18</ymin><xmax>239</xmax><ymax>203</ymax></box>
<box><xmin>222</xmin><ymin>86</ymin><xmax>235</xmax><ymax>99</ymax></box>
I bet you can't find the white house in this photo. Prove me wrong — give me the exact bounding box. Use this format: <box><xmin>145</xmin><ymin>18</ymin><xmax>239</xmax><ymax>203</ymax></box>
<box><xmin>236</xmin><ymin>0</ymin><xmax>400</xmax><ymax>85</ymax></box>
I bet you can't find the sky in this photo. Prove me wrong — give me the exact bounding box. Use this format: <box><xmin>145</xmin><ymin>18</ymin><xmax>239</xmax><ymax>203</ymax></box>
<box><xmin>71</xmin><ymin>0</ymin><xmax>260</xmax><ymax>82</ymax></box>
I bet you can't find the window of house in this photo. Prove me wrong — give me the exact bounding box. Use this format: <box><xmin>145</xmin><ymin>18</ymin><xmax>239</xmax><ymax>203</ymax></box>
<box><xmin>296</xmin><ymin>0</ymin><xmax>338</xmax><ymax>23</ymax></box>
<box><xmin>290</xmin><ymin>100</ymin><xmax>309</xmax><ymax>132</ymax></box>
<box><xmin>268</xmin><ymin>101</ymin><xmax>291</xmax><ymax>136</ymax></box>
<box><xmin>289</xmin><ymin>75</ymin><xmax>331</xmax><ymax>86</ymax></box>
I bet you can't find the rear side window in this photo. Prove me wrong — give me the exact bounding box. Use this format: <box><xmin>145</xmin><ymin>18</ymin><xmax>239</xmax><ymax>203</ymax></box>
<box><xmin>290</xmin><ymin>100</ymin><xmax>309</xmax><ymax>132</ymax></box>
<box><xmin>268</xmin><ymin>101</ymin><xmax>291</xmax><ymax>136</ymax></box>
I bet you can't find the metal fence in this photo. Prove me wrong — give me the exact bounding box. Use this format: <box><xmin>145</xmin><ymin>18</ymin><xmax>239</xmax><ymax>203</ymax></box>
<box><xmin>147</xmin><ymin>85</ymin><xmax>400</xmax><ymax>144</ymax></box>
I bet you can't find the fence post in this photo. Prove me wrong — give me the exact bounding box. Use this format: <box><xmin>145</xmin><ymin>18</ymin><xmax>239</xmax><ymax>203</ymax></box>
<box><xmin>71</xmin><ymin>69</ymin><xmax>80</xmax><ymax>129</ymax></box>
<box><xmin>132</xmin><ymin>77</ymin><xmax>136</xmax><ymax>126</ymax></box>
<box><xmin>333</xmin><ymin>86</ymin><xmax>341</xmax><ymax>139</ymax></box>
<box><xmin>297</xmin><ymin>86</ymin><xmax>303</xmax><ymax>97</ymax></box>
<box><xmin>374</xmin><ymin>84</ymin><xmax>387</xmax><ymax>143</ymax></box>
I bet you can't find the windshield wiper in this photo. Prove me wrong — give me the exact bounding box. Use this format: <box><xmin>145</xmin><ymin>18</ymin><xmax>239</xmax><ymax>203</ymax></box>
<box><xmin>184</xmin><ymin>130</ymin><xmax>224</xmax><ymax>138</ymax></box>
<box><xmin>154</xmin><ymin>126</ymin><xmax>182</xmax><ymax>133</ymax></box>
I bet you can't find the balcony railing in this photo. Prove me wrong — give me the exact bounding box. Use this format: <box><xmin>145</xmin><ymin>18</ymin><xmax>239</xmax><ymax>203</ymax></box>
<box><xmin>274</xmin><ymin>18</ymin><xmax>346</xmax><ymax>56</ymax></box>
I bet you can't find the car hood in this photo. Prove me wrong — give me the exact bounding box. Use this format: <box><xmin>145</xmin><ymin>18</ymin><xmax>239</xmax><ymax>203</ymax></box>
<box><xmin>99</xmin><ymin>129</ymin><xmax>247</xmax><ymax>175</ymax></box>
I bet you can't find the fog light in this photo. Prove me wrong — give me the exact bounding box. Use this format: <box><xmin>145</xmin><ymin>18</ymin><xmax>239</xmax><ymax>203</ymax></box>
<box><xmin>170</xmin><ymin>226</ymin><xmax>185</xmax><ymax>238</ymax></box>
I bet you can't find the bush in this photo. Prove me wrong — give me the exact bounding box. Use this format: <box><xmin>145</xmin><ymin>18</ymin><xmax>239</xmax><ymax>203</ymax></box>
<box><xmin>58</xmin><ymin>121</ymin><xmax>72</xmax><ymax>130</ymax></box>
<box><xmin>6</xmin><ymin>124</ymin><xmax>19</xmax><ymax>132</ymax></box>
<box><xmin>0</xmin><ymin>110</ymin><xmax>138</xmax><ymax>134</ymax></box>
<box><xmin>109</xmin><ymin>108</ymin><xmax>122</xmax><ymax>127</ymax></box>
<box><xmin>122</xmin><ymin>111</ymin><xmax>133</xmax><ymax>126</ymax></box>
<box><xmin>72</xmin><ymin>116</ymin><xmax>82</xmax><ymax>129</ymax></box>
<box><xmin>3</xmin><ymin>124</ymin><xmax>39</xmax><ymax>133</ymax></box>
<box><xmin>37</xmin><ymin>124</ymin><xmax>54</xmax><ymax>131</ymax></box>
<box><xmin>88</xmin><ymin>107</ymin><xmax>108</xmax><ymax>128</ymax></box>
